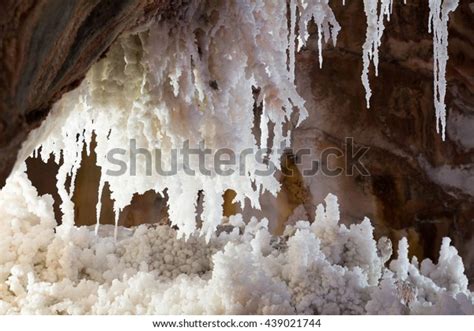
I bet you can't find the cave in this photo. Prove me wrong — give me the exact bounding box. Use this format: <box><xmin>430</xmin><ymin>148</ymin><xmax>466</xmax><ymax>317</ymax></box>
<box><xmin>0</xmin><ymin>0</ymin><xmax>473</xmax><ymax>316</ymax></box>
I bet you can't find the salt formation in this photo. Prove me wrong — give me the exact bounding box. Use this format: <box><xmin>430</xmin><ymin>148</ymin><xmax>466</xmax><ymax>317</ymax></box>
<box><xmin>15</xmin><ymin>0</ymin><xmax>460</xmax><ymax>238</ymax></box>
<box><xmin>429</xmin><ymin>0</ymin><xmax>459</xmax><ymax>140</ymax></box>
<box><xmin>361</xmin><ymin>0</ymin><xmax>392</xmax><ymax>108</ymax></box>
<box><xmin>293</xmin><ymin>0</ymin><xmax>340</xmax><ymax>69</ymax></box>
<box><xmin>360</xmin><ymin>0</ymin><xmax>458</xmax><ymax>139</ymax></box>
<box><xmin>18</xmin><ymin>0</ymin><xmax>343</xmax><ymax>239</ymax></box>
<box><xmin>0</xmin><ymin>174</ymin><xmax>472</xmax><ymax>314</ymax></box>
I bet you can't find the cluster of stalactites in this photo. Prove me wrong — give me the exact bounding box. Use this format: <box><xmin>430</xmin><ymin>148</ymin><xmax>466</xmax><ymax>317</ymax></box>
<box><xmin>360</xmin><ymin>0</ymin><xmax>458</xmax><ymax>141</ymax></box>
<box><xmin>26</xmin><ymin>0</ymin><xmax>342</xmax><ymax>240</ymax></box>
<box><xmin>428</xmin><ymin>0</ymin><xmax>459</xmax><ymax>140</ymax></box>
<box><xmin>20</xmin><ymin>0</ymin><xmax>459</xmax><ymax>240</ymax></box>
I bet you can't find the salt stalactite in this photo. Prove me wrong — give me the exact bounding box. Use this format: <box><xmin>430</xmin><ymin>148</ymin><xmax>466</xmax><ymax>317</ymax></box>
<box><xmin>429</xmin><ymin>0</ymin><xmax>459</xmax><ymax>140</ymax></box>
<box><xmin>295</xmin><ymin>0</ymin><xmax>341</xmax><ymax>68</ymax></box>
<box><xmin>20</xmin><ymin>0</ymin><xmax>341</xmax><ymax>240</ymax></box>
<box><xmin>361</xmin><ymin>0</ymin><xmax>393</xmax><ymax>108</ymax></box>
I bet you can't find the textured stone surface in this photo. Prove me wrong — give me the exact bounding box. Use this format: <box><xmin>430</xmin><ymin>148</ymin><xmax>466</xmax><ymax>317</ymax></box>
<box><xmin>0</xmin><ymin>0</ymin><xmax>168</xmax><ymax>186</ymax></box>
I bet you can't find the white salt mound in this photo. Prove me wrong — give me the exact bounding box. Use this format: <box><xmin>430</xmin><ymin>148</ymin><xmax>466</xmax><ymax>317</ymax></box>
<box><xmin>0</xmin><ymin>173</ymin><xmax>472</xmax><ymax>314</ymax></box>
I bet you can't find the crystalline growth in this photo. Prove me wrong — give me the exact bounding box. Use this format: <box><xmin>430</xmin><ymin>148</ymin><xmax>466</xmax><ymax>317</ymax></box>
<box><xmin>361</xmin><ymin>0</ymin><xmax>393</xmax><ymax>108</ymax></box>
<box><xmin>21</xmin><ymin>0</ymin><xmax>317</xmax><ymax>240</ymax></box>
<box><xmin>0</xmin><ymin>173</ymin><xmax>473</xmax><ymax>314</ymax></box>
<box><xmin>295</xmin><ymin>0</ymin><xmax>341</xmax><ymax>68</ymax></box>
<box><xmin>429</xmin><ymin>0</ymin><xmax>459</xmax><ymax>140</ymax></box>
